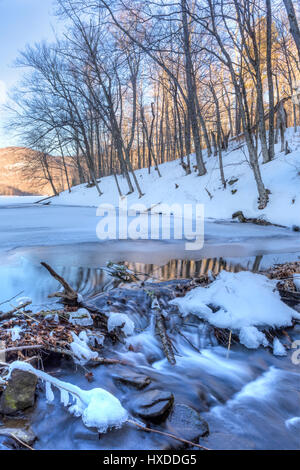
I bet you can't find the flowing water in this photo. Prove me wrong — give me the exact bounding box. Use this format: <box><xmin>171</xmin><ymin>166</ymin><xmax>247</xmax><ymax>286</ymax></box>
<box><xmin>0</xmin><ymin>204</ymin><xmax>299</xmax><ymax>450</ymax></box>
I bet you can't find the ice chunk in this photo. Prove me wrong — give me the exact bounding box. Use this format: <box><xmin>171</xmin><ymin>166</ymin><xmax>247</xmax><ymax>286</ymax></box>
<box><xmin>70</xmin><ymin>333</ymin><xmax>98</xmax><ymax>364</ymax></box>
<box><xmin>7</xmin><ymin>361</ymin><xmax>128</xmax><ymax>434</ymax></box>
<box><xmin>9</xmin><ymin>326</ymin><xmax>23</xmax><ymax>342</ymax></box>
<box><xmin>79</xmin><ymin>330</ymin><xmax>104</xmax><ymax>348</ymax></box>
<box><xmin>107</xmin><ymin>313</ymin><xmax>135</xmax><ymax>336</ymax></box>
<box><xmin>239</xmin><ymin>326</ymin><xmax>268</xmax><ymax>349</ymax></box>
<box><xmin>69</xmin><ymin>308</ymin><xmax>93</xmax><ymax>326</ymax></box>
<box><xmin>273</xmin><ymin>338</ymin><xmax>287</xmax><ymax>356</ymax></box>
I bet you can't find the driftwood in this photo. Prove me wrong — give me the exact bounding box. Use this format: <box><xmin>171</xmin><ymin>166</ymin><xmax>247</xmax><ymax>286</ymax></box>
<box><xmin>41</xmin><ymin>262</ymin><xmax>78</xmax><ymax>305</ymax></box>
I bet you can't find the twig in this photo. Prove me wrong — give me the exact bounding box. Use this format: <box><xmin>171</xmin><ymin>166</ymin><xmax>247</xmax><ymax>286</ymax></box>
<box><xmin>0</xmin><ymin>291</ymin><xmax>24</xmax><ymax>307</ymax></box>
<box><xmin>9</xmin><ymin>433</ymin><xmax>35</xmax><ymax>451</ymax></box>
<box><xmin>127</xmin><ymin>419</ymin><xmax>210</xmax><ymax>450</ymax></box>
<box><xmin>227</xmin><ymin>330</ymin><xmax>232</xmax><ymax>359</ymax></box>
<box><xmin>0</xmin><ymin>345</ymin><xmax>42</xmax><ymax>354</ymax></box>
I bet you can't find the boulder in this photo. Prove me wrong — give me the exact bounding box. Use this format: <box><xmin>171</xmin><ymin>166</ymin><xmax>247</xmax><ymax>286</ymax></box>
<box><xmin>0</xmin><ymin>369</ymin><xmax>38</xmax><ymax>415</ymax></box>
<box><xmin>133</xmin><ymin>389</ymin><xmax>174</xmax><ymax>422</ymax></box>
<box><xmin>166</xmin><ymin>403</ymin><xmax>209</xmax><ymax>443</ymax></box>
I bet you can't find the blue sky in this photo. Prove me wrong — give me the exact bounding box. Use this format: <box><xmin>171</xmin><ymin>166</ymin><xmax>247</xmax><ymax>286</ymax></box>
<box><xmin>0</xmin><ymin>0</ymin><xmax>59</xmax><ymax>147</ymax></box>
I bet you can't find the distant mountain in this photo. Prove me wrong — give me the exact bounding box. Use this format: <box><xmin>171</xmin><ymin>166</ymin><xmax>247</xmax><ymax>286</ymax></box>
<box><xmin>0</xmin><ymin>147</ymin><xmax>74</xmax><ymax>196</ymax></box>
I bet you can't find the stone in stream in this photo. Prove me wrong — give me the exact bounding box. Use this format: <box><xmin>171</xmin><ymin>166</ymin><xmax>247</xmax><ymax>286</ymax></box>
<box><xmin>0</xmin><ymin>369</ymin><xmax>38</xmax><ymax>415</ymax></box>
<box><xmin>133</xmin><ymin>389</ymin><xmax>174</xmax><ymax>422</ymax></box>
<box><xmin>166</xmin><ymin>403</ymin><xmax>209</xmax><ymax>443</ymax></box>
<box><xmin>114</xmin><ymin>371</ymin><xmax>151</xmax><ymax>390</ymax></box>
<box><xmin>0</xmin><ymin>425</ymin><xmax>36</xmax><ymax>447</ymax></box>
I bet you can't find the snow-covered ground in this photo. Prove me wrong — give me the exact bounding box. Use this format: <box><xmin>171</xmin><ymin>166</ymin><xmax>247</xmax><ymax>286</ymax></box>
<box><xmin>49</xmin><ymin>129</ymin><xmax>300</xmax><ymax>228</ymax></box>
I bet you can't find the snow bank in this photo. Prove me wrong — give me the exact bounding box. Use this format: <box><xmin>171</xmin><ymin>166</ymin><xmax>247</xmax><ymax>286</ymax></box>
<box><xmin>7</xmin><ymin>361</ymin><xmax>128</xmax><ymax>433</ymax></box>
<box><xmin>170</xmin><ymin>271</ymin><xmax>300</xmax><ymax>350</ymax></box>
<box><xmin>49</xmin><ymin>129</ymin><xmax>300</xmax><ymax>227</ymax></box>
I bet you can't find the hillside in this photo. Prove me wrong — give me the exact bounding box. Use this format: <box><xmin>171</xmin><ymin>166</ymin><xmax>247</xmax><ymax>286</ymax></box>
<box><xmin>0</xmin><ymin>147</ymin><xmax>73</xmax><ymax>196</ymax></box>
<box><xmin>49</xmin><ymin>129</ymin><xmax>300</xmax><ymax>228</ymax></box>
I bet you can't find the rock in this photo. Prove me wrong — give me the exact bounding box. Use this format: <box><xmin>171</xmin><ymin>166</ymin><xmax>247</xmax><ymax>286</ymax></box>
<box><xmin>0</xmin><ymin>369</ymin><xmax>38</xmax><ymax>415</ymax></box>
<box><xmin>115</xmin><ymin>371</ymin><xmax>151</xmax><ymax>390</ymax></box>
<box><xmin>133</xmin><ymin>389</ymin><xmax>174</xmax><ymax>422</ymax></box>
<box><xmin>0</xmin><ymin>425</ymin><xmax>36</xmax><ymax>447</ymax></box>
<box><xmin>166</xmin><ymin>403</ymin><xmax>209</xmax><ymax>443</ymax></box>
<box><xmin>199</xmin><ymin>432</ymin><xmax>256</xmax><ymax>450</ymax></box>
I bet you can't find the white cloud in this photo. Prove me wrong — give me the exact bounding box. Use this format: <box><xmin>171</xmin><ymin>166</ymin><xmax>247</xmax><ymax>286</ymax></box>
<box><xmin>0</xmin><ymin>81</ymin><xmax>7</xmax><ymax>105</ymax></box>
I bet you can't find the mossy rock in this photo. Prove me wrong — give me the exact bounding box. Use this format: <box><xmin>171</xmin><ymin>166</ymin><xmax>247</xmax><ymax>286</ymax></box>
<box><xmin>0</xmin><ymin>370</ymin><xmax>38</xmax><ymax>415</ymax></box>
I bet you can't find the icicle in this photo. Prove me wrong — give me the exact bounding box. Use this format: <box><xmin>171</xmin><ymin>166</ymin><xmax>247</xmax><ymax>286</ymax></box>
<box><xmin>45</xmin><ymin>381</ymin><xmax>54</xmax><ymax>402</ymax></box>
<box><xmin>60</xmin><ymin>389</ymin><xmax>69</xmax><ymax>407</ymax></box>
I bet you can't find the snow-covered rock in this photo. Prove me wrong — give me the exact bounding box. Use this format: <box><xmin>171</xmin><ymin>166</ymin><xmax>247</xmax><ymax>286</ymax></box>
<box><xmin>107</xmin><ymin>313</ymin><xmax>135</xmax><ymax>337</ymax></box>
<box><xmin>170</xmin><ymin>271</ymin><xmax>300</xmax><ymax>352</ymax></box>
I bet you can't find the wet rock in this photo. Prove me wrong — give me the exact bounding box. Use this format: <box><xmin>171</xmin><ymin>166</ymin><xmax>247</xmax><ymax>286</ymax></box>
<box><xmin>166</xmin><ymin>403</ymin><xmax>209</xmax><ymax>443</ymax></box>
<box><xmin>115</xmin><ymin>371</ymin><xmax>151</xmax><ymax>390</ymax></box>
<box><xmin>0</xmin><ymin>369</ymin><xmax>38</xmax><ymax>415</ymax></box>
<box><xmin>0</xmin><ymin>425</ymin><xmax>36</xmax><ymax>446</ymax></box>
<box><xmin>133</xmin><ymin>389</ymin><xmax>174</xmax><ymax>422</ymax></box>
<box><xmin>199</xmin><ymin>432</ymin><xmax>256</xmax><ymax>450</ymax></box>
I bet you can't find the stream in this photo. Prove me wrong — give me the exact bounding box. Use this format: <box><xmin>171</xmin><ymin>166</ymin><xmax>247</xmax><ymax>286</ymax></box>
<box><xmin>0</xmin><ymin>203</ymin><xmax>299</xmax><ymax>450</ymax></box>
